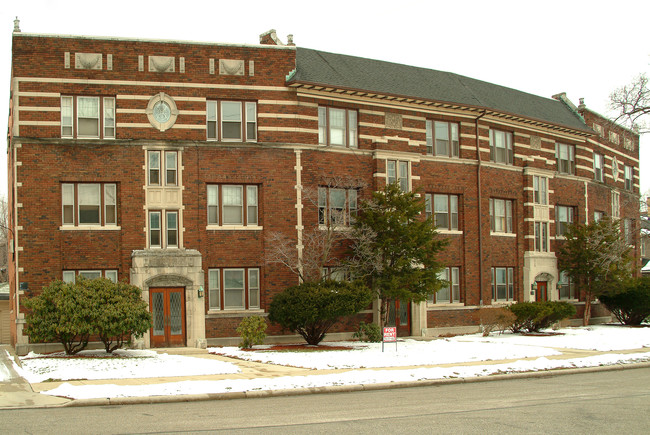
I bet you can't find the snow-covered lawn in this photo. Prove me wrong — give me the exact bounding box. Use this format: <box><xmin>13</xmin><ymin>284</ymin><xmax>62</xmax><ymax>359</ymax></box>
<box><xmin>7</xmin><ymin>325</ymin><xmax>650</xmax><ymax>400</ymax></box>
<box><xmin>15</xmin><ymin>349</ymin><xmax>240</xmax><ymax>383</ymax></box>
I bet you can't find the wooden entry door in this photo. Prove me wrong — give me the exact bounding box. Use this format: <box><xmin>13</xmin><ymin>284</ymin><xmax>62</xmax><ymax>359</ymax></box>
<box><xmin>388</xmin><ymin>300</ymin><xmax>411</xmax><ymax>337</ymax></box>
<box><xmin>535</xmin><ymin>281</ymin><xmax>548</xmax><ymax>302</ymax></box>
<box><xmin>150</xmin><ymin>287</ymin><xmax>186</xmax><ymax>347</ymax></box>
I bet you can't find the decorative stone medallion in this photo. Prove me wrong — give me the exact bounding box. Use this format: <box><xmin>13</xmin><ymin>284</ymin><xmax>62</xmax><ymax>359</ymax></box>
<box><xmin>146</xmin><ymin>93</ymin><xmax>179</xmax><ymax>132</ymax></box>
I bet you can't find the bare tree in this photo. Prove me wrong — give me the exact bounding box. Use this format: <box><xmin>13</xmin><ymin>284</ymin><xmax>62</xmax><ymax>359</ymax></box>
<box><xmin>265</xmin><ymin>176</ymin><xmax>366</xmax><ymax>283</ymax></box>
<box><xmin>609</xmin><ymin>73</ymin><xmax>650</xmax><ymax>133</ymax></box>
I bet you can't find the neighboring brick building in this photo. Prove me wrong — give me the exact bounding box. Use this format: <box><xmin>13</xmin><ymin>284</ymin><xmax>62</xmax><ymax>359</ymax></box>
<box><xmin>7</xmin><ymin>27</ymin><xmax>641</xmax><ymax>354</ymax></box>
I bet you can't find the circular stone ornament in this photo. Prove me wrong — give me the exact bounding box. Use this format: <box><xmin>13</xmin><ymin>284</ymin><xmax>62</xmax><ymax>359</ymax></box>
<box><xmin>146</xmin><ymin>93</ymin><xmax>179</xmax><ymax>131</ymax></box>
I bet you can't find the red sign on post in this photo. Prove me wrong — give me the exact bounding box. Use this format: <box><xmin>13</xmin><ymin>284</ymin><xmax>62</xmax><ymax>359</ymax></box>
<box><xmin>383</xmin><ymin>327</ymin><xmax>397</xmax><ymax>342</ymax></box>
<box><xmin>382</xmin><ymin>327</ymin><xmax>397</xmax><ymax>352</ymax></box>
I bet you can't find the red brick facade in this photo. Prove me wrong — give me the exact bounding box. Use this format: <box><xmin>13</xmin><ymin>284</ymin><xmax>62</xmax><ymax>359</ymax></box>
<box><xmin>7</xmin><ymin>32</ymin><xmax>641</xmax><ymax>353</ymax></box>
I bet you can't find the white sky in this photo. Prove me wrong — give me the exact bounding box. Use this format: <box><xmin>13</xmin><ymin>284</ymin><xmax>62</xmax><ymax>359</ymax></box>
<box><xmin>1</xmin><ymin>0</ymin><xmax>649</xmax><ymax>201</ymax></box>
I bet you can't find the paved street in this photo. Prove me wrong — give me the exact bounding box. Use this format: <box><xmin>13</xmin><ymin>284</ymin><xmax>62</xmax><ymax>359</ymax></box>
<box><xmin>2</xmin><ymin>366</ymin><xmax>649</xmax><ymax>434</ymax></box>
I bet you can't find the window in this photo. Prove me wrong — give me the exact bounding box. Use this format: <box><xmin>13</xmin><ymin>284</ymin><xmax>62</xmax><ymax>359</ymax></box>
<box><xmin>425</xmin><ymin>194</ymin><xmax>459</xmax><ymax>230</ymax></box>
<box><xmin>609</xmin><ymin>195</ymin><xmax>620</xmax><ymax>220</ymax></box>
<box><xmin>489</xmin><ymin>129</ymin><xmax>513</xmax><ymax>164</ymax></box>
<box><xmin>61</xmin><ymin>183</ymin><xmax>118</xmax><ymax>227</ymax></box>
<box><xmin>61</xmin><ymin>96</ymin><xmax>115</xmax><ymax>139</ymax></box>
<box><xmin>624</xmin><ymin>218</ymin><xmax>634</xmax><ymax>245</ymax></box>
<box><xmin>489</xmin><ymin>198</ymin><xmax>513</xmax><ymax>233</ymax></box>
<box><xmin>148</xmin><ymin>151</ymin><xmax>178</xmax><ymax>186</ymax></box>
<box><xmin>318</xmin><ymin>187</ymin><xmax>358</xmax><ymax>227</ymax></box>
<box><xmin>593</xmin><ymin>153</ymin><xmax>604</xmax><ymax>182</ymax></box>
<box><xmin>594</xmin><ymin>211</ymin><xmax>604</xmax><ymax>223</ymax></box>
<box><xmin>206</xmin><ymin>101</ymin><xmax>257</xmax><ymax>142</ymax></box>
<box><xmin>534</xmin><ymin>222</ymin><xmax>549</xmax><ymax>252</ymax></box>
<box><xmin>318</xmin><ymin>107</ymin><xmax>357</xmax><ymax>148</ymax></box>
<box><xmin>609</xmin><ymin>131</ymin><xmax>619</xmax><ymax>145</ymax></box>
<box><xmin>556</xmin><ymin>205</ymin><xmax>574</xmax><ymax>237</ymax></box>
<box><xmin>426</xmin><ymin>121</ymin><xmax>459</xmax><ymax>157</ymax></box>
<box><xmin>624</xmin><ymin>166</ymin><xmax>633</xmax><ymax>190</ymax></box>
<box><xmin>148</xmin><ymin>210</ymin><xmax>180</xmax><ymax>248</ymax></box>
<box><xmin>555</xmin><ymin>143</ymin><xmax>575</xmax><ymax>175</ymax></box>
<box><xmin>429</xmin><ymin>267</ymin><xmax>460</xmax><ymax>304</ymax></box>
<box><xmin>207</xmin><ymin>184</ymin><xmax>259</xmax><ymax>227</ymax></box>
<box><xmin>322</xmin><ymin>266</ymin><xmax>350</xmax><ymax>282</ymax></box>
<box><xmin>593</xmin><ymin>123</ymin><xmax>603</xmax><ymax>137</ymax></box>
<box><xmin>491</xmin><ymin>267</ymin><xmax>514</xmax><ymax>302</ymax></box>
<box><xmin>387</xmin><ymin>160</ymin><xmax>409</xmax><ymax>191</ymax></box>
<box><xmin>533</xmin><ymin>176</ymin><xmax>547</xmax><ymax>205</ymax></box>
<box><xmin>558</xmin><ymin>271</ymin><xmax>575</xmax><ymax>300</ymax></box>
<box><xmin>208</xmin><ymin>267</ymin><xmax>261</xmax><ymax>310</ymax></box>
<box><xmin>624</xmin><ymin>137</ymin><xmax>634</xmax><ymax>151</ymax></box>
<box><xmin>62</xmin><ymin>269</ymin><xmax>118</xmax><ymax>284</ymax></box>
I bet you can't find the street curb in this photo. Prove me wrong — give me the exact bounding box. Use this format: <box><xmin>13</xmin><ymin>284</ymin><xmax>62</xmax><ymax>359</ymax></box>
<box><xmin>62</xmin><ymin>360</ymin><xmax>650</xmax><ymax>407</ymax></box>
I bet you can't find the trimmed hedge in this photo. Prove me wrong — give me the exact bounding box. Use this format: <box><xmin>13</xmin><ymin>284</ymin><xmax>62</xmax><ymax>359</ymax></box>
<box><xmin>598</xmin><ymin>277</ymin><xmax>650</xmax><ymax>325</ymax></box>
<box><xmin>508</xmin><ymin>301</ymin><xmax>576</xmax><ymax>333</ymax></box>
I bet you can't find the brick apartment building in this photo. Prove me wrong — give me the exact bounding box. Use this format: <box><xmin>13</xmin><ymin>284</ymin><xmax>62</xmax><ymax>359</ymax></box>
<box><xmin>6</xmin><ymin>26</ymin><xmax>641</xmax><ymax>354</ymax></box>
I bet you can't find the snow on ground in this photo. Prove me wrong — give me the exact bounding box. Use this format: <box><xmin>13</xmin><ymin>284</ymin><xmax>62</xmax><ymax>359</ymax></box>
<box><xmin>16</xmin><ymin>349</ymin><xmax>240</xmax><ymax>383</ymax></box>
<box><xmin>41</xmin><ymin>352</ymin><xmax>650</xmax><ymax>400</ymax></box>
<box><xmin>454</xmin><ymin>325</ymin><xmax>650</xmax><ymax>351</ymax></box>
<box><xmin>0</xmin><ymin>351</ymin><xmax>12</xmax><ymax>382</ymax></box>
<box><xmin>8</xmin><ymin>325</ymin><xmax>650</xmax><ymax>400</ymax></box>
<box><xmin>209</xmin><ymin>340</ymin><xmax>561</xmax><ymax>370</ymax></box>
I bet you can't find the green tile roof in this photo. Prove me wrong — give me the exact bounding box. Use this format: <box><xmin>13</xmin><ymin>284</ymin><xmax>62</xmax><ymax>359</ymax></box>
<box><xmin>291</xmin><ymin>48</ymin><xmax>591</xmax><ymax>133</ymax></box>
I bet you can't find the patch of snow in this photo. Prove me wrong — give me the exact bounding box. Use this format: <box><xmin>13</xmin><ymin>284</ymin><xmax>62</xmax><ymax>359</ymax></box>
<box><xmin>40</xmin><ymin>352</ymin><xmax>650</xmax><ymax>400</ymax></box>
<box><xmin>17</xmin><ymin>349</ymin><xmax>240</xmax><ymax>383</ymax></box>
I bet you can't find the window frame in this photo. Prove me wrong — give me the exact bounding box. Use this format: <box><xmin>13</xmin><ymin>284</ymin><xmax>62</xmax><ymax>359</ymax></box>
<box><xmin>489</xmin><ymin>129</ymin><xmax>514</xmax><ymax>165</ymax></box>
<box><xmin>612</xmin><ymin>191</ymin><xmax>620</xmax><ymax>218</ymax></box>
<box><xmin>556</xmin><ymin>205</ymin><xmax>575</xmax><ymax>237</ymax></box>
<box><xmin>533</xmin><ymin>176</ymin><xmax>548</xmax><ymax>205</ymax></box>
<box><xmin>489</xmin><ymin>198</ymin><xmax>513</xmax><ymax>234</ymax></box>
<box><xmin>624</xmin><ymin>165</ymin><xmax>633</xmax><ymax>190</ymax></box>
<box><xmin>208</xmin><ymin>267</ymin><xmax>261</xmax><ymax>311</ymax></box>
<box><xmin>207</xmin><ymin>184</ymin><xmax>260</xmax><ymax>228</ymax></box>
<box><xmin>206</xmin><ymin>100</ymin><xmax>257</xmax><ymax>142</ymax></box>
<box><xmin>593</xmin><ymin>153</ymin><xmax>604</xmax><ymax>182</ymax></box>
<box><xmin>61</xmin><ymin>95</ymin><xmax>116</xmax><ymax>139</ymax></box>
<box><xmin>558</xmin><ymin>271</ymin><xmax>575</xmax><ymax>300</ymax></box>
<box><xmin>425</xmin><ymin>120</ymin><xmax>459</xmax><ymax>157</ymax></box>
<box><xmin>62</xmin><ymin>269</ymin><xmax>118</xmax><ymax>284</ymax></box>
<box><xmin>491</xmin><ymin>267</ymin><xmax>515</xmax><ymax>302</ymax></box>
<box><xmin>317</xmin><ymin>106</ymin><xmax>358</xmax><ymax>148</ymax></box>
<box><xmin>555</xmin><ymin>143</ymin><xmax>576</xmax><ymax>175</ymax></box>
<box><xmin>429</xmin><ymin>267</ymin><xmax>461</xmax><ymax>304</ymax></box>
<box><xmin>534</xmin><ymin>221</ymin><xmax>549</xmax><ymax>252</ymax></box>
<box><xmin>318</xmin><ymin>186</ymin><xmax>358</xmax><ymax>227</ymax></box>
<box><xmin>386</xmin><ymin>160</ymin><xmax>410</xmax><ymax>192</ymax></box>
<box><xmin>61</xmin><ymin>182</ymin><xmax>118</xmax><ymax>227</ymax></box>
<box><xmin>425</xmin><ymin>193</ymin><xmax>459</xmax><ymax>231</ymax></box>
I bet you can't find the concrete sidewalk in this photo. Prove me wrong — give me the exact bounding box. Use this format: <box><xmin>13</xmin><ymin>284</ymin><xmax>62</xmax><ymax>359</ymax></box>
<box><xmin>2</xmin><ymin>343</ymin><xmax>650</xmax><ymax>409</ymax></box>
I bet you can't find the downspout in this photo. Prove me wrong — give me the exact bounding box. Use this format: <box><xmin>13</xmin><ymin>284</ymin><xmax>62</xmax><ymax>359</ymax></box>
<box><xmin>475</xmin><ymin>110</ymin><xmax>487</xmax><ymax>305</ymax></box>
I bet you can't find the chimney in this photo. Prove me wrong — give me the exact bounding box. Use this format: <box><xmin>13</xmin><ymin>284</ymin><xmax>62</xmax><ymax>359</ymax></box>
<box><xmin>260</xmin><ymin>29</ymin><xmax>282</xmax><ymax>46</ymax></box>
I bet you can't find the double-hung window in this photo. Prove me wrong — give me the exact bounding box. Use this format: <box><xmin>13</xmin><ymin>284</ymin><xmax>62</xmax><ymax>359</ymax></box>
<box><xmin>206</xmin><ymin>101</ymin><xmax>257</xmax><ymax>142</ymax></box>
<box><xmin>594</xmin><ymin>211</ymin><xmax>605</xmax><ymax>222</ymax></box>
<box><xmin>62</xmin><ymin>269</ymin><xmax>118</xmax><ymax>284</ymax></box>
<box><xmin>208</xmin><ymin>267</ymin><xmax>260</xmax><ymax>310</ymax></box>
<box><xmin>491</xmin><ymin>267</ymin><xmax>514</xmax><ymax>302</ymax></box>
<box><xmin>148</xmin><ymin>210</ymin><xmax>179</xmax><ymax>248</ymax></box>
<box><xmin>593</xmin><ymin>153</ymin><xmax>604</xmax><ymax>182</ymax></box>
<box><xmin>533</xmin><ymin>176</ymin><xmax>548</xmax><ymax>205</ymax></box>
<box><xmin>148</xmin><ymin>151</ymin><xmax>178</xmax><ymax>186</ymax></box>
<box><xmin>318</xmin><ymin>107</ymin><xmax>358</xmax><ymax>148</ymax></box>
<box><xmin>556</xmin><ymin>205</ymin><xmax>574</xmax><ymax>237</ymax></box>
<box><xmin>425</xmin><ymin>194</ymin><xmax>459</xmax><ymax>230</ymax></box>
<box><xmin>425</xmin><ymin>121</ymin><xmax>459</xmax><ymax>157</ymax></box>
<box><xmin>429</xmin><ymin>267</ymin><xmax>460</xmax><ymax>304</ymax></box>
<box><xmin>489</xmin><ymin>198</ymin><xmax>513</xmax><ymax>233</ymax></box>
<box><xmin>534</xmin><ymin>222</ymin><xmax>549</xmax><ymax>252</ymax></box>
<box><xmin>624</xmin><ymin>165</ymin><xmax>633</xmax><ymax>190</ymax></box>
<box><xmin>62</xmin><ymin>183</ymin><xmax>118</xmax><ymax>227</ymax></box>
<box><xmin>318</xmin><ymin>187</ymin><xmax>358</xmax><ymax>227</ymax></box>
<box><xmin>387</xmin><ymin>160</ymin><xmax>409</xmax><ymax>191</ymax></box>
<box><xmin>558</xmin><ymin>271</ymin><xmax>575</xmax><ymax>300</ymax></box>
<box><xmin>609</xmin><ymin>131</ymin><xmax>619</xmax><ymax>145</ymax></box>
<box><xmin>611</xmin><ymin>191</ymin><xmax>620</xmax><ymax>218</ymax></box>
<box><xmin>623</xmin><ymin>218</ymin><xmax>634</xmax><ymax>245</ymax></box>
<box><xmin>61</xmin><ymin>96</ymin><xmax>115</xmax><ymax>139</ymax></box>
<box><xmin>489</xmin><ymin>129</ymin><xmax>513</xmax><ymax>164</ymax></box>
<box><xmin>556</xmin><ymin>143</ymin><xmax>575</xmax><ymax>174</ymax></box>
<box><xmin>207</xmin><ymin>185</ymin><xmax>259</xmax><ymax>227</ymax></box>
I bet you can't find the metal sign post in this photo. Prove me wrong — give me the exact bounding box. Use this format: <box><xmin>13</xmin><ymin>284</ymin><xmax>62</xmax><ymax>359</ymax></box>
<box><xmin>382</xmin><ymin>326</ymin><xmax>397</xmax><ymax>352</ymax></box>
